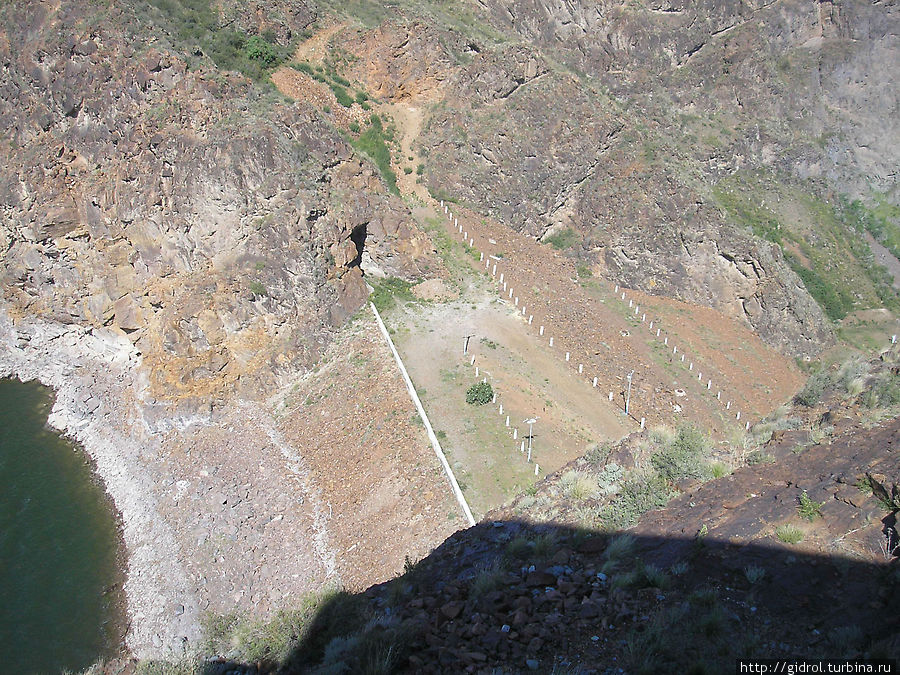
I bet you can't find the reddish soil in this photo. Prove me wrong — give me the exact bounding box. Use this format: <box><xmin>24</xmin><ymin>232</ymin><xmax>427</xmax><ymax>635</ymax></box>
<box><xmin>278</xmin><ymin>311</ymin><xmax>463</xmax><ymax>591</ymax></box>
<box><xmin>438</xmin><ymin>203</ymin><xmax>803</xmax><ymax>437</ymax></box>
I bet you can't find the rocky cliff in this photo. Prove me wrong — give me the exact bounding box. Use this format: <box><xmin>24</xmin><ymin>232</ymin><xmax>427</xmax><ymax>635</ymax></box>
<box><xmin>0</xmin><ymin>0</ymin><xmax>435</xmax><ymax>415</ymax></box>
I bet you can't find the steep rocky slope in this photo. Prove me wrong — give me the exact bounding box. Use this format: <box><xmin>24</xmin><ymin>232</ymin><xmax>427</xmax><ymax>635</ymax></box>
<box><xmin>0</xmin><ymin>0</ymin><xmax>435</xmax><ymax>413</ymax></box>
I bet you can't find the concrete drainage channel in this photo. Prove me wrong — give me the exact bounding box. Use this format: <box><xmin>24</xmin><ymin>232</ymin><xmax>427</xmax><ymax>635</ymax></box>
<box><xmin>370</xmin><ymin>302</ymin><xmax>477</xmax><ymax>527</ymax></box>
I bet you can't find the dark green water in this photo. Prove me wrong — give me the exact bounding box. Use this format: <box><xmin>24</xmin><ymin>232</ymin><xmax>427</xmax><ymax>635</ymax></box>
<box><xmin>0</xmin><ymin>378</ymin><xmax>125</xmax><ymax>673</ymax></box>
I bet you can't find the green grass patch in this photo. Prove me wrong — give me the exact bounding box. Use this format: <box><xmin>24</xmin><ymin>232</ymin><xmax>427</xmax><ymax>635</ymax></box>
<box><xmin>350</xmin><ymin>115</ymin><xmax>398</xmax><ymax>195</ymax></box>
<box><xmin>141</xmin><ymin>0</ymin><xmax>290</xmax><ymax>81</ymax></box>
<box><xmin>775</xmin><ymin>524</ymin><xmax>804</xmax><ymax>544</ymax></box>
<box><xmin>369</xmin><ymin>276</ymin><xmax>416</xmax><ymax>312</ymax></box>
<box><xmin>543</xmin><ymin>227</ymin><xmax>580</xmax><ymax>250</ymax></box>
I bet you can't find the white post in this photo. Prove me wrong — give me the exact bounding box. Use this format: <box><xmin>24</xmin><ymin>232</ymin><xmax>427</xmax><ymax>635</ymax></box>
<box><xmin>505</xmin><ymin>415</ymin><xmax>510</xmax><ymax>427</ymax></box>
<box><xmin>621</xmin><ymin>292</ymin><xmax>626</xmax><ymax>300</ymax></box>
<box><xmin>707</xmin><ymin>380</ymin><xmax>711</xmax><ymax>390</ymax></box>
<box><xmin>535</xmin><ymin>464</ymin><xmax>539</xmax><ymax>476</ymax></box>
<box><xmin>565</xmin><ymin>352</ymin><xmax>570</xmax><ymax>361</ymax></box>
<box><xmin>736</xmin><ymin>411</ymin><xmax>741</xmax><ymax>421</ymax></box>
<box><xmin>499</xmin><ymin>403</ymin><xmax>503</xmax><ymax>414</ymax></box>
<box><xmin>673</xmin><ymin>345</ymin><xmax>677</xmax><ymax>354</ymax></box>
<box><xmin>664</xmin><ymin>337</ymin><xmax>668</xmax><ymax>346</ymax></box>
<box><xmin>464</xmin><ymin>231</ymin><xmax>467</xmax><ymax>240</ymax></box>
<box><xmin>608</xmin><ymin>392</ymin><xmax>613</xmax><ymax>401</ymax></box>
<box><xmin>522</xmin><ymin>307</ymin><xmax>526</xmax><ymax>315</ymax></box>
<box><xmin>578</xmin><ymin>364</ymin><xmax>583</xmax><ymax>374</ymax></box>
<box><xmin>471</xmin><ymin>356</ymin><xmax>476</xmax><ymax>365</ymax></box>
<box><xmin>717</xmin><ymin>391</ymin><xmax>721</xmax><ymax>400</ymax></box>
<box><xmin>689</xmin><ymin>363</ymin><xmax>693</xmax><ymax>371</ymax></box>
<box><xmin>521</xmin><ymin>441</ymin><xmax>525</xmax><ymax>453</ymax></box>
<box><xmin>444</xmin><ymin>205</ymin><xmax>447</xmax><ymax>213</ymax></box>
<box><xmin>508</xmin><ymin>288</ymin><xmax>513</xmax><ymax>298</ymax></box>
<box><xmin>440</xmin><ymin>200</ymin><xmax>444</xmax><ymax>208</ymax></box>
<box><xmin>475</xmin><ymin>366</ymin><xmax>479</xmax><ymax>377</ymax></box>
<box><xmin>649</xmin><ymin>321</ymin><xmax>653</xmax><ymax>330</ymax></box>
<box><xmin>492</xmin><ymin>265</ymin><xmax>497</xmax><ymax>276</ymax></box>
<box><xmin>500</xmin><ymin>273</ymin><xmax>504</xmax><ymax>284</ymax></box>
<box><xmin>615</xmin><ymin>285</ymin><xmax>618</xmax><ymax>293</ymax></box>
<box><xmin>480</xmin><ymin>252</ymin><xmax>484</xmax><ymax>261</ymax></box>
<box><xmin>746</xmin><ymin>421</ymin><xmax>750</xmax><ymax>430</ymax></box>
<box><xmin>893</xmin><ymin>335</ymin><xmax>897</xmax><ymax>345</ymax></box>
<box><xmin>540</xmin><ymin>326</ymin><xmax>544</xmax><ymax>336</ymax></box>
<box><xmin>549</xmin><ymin>337</ymin><xmax>554</xmax><ymax>347</ymax></box>
<box><xmin>726</xmin><ymin>401</ymin><xmax>731</xmax><ymax>410</ymax></box>
<box><xmin>513</xmin><ymin>428</ymin><xmax>518</xmax><ymax>440</ymax></box>
<box><xmin>642</xmin><ymin>314</ymin><xmax>646</xmax><ymax>322</ymax></box>
<box><xmin>640</xmin><ymin>417</ymin><xmax>645</xmax><ymax>430</ymax></box>
<box><xmin>503</xmin><ymin>282</ymin><xmax>507</xmax><ymax>292</ymax></box>
<box><xmin>681</xmin><ymin>354</ymin><xmax>685</xmax><ymax>362</ymax></box>
<box><xmin>593</xmin><ymin>377</ymin><xmax>598</xmax><ymax>387</ymax></box>
<box><xmin>698</xmin><ymin>371</ymin><xmax>702</xmax><ymax>381</ymax></box>
<box><xmin>629</xmin><ymin>299</ymin><xmax>633</xmax><ymax>308</ymax></box>
<box><xmin>515</xmin><ymin>297</ymin><xmax>519</xmax><ymax>306</ymax></box>
<box><xmin>492</xmin><ymin>393</ymin><xmax>497</xmax><ymax>404</ymax></box>
<box><xmin>657</xmin><ymin>329</ymin><xmax>661</xmax><ymax>337</ymax></box>
<box><xmin>470</xmin><ymin>238</ymin><xmax>474</xmax><ymax>247</ymax></box>
<box><xmin>528</xmin><ymin>315</ymin><xmax>533</xmax><ymax>325</ymax></box>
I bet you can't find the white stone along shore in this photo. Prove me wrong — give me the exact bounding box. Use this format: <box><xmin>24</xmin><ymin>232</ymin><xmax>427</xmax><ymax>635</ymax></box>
<box><xmin>0</xmin><ymin>307</ymin><xmax>334</xmax><ymax>659</ymax></box>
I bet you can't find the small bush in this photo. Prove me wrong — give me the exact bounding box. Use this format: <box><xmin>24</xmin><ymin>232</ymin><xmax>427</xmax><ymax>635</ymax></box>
<box><xmin>416</xmin><ymin>163</ymin><xmax>424</xmax><ymax>175</ymax></box>
<box><xmin>560</xmin><ymin>470</ymin><xmax>596</xmax><ymax>500</ymax></box>
<box><xmin>543</xmin><ymin>227</ymin><xmax>580</xmax><ymax>250</ymax></box>
<box><xmin>798</xmin><ymin>490</ymin><xmax>825</xmax><ymax>521</ymax></box>
<box><xmin>746</xmin><ymin>450</ymin><xmax>775</xmax><ymax>466</ymax></box>
<box><xmin>862</xmin><ymin>373</ymin><xmax>900</xmax><ymax>408</ymax></box>
<box><xmin>465</xmin><ymin>381</ymin><xmax>493</xmax><ymax>405</ymax></box>
<box><xmin>795</xmin><ymin>370</ymin><xmax>831</xmax><ymax>406</ymax></box>
<box><xmin>355</xmin><ymin>90</ymin><xmax>369</xmax><ymax>103</ymax></box>
<box><xmin>403</xmin><ymin>166</ymin><xmax>413</xmax><ymax>174</ymax></box>
<box><xmin>744</xmin><ymin>565</ymin><xmax>766</xmax><ymax>584</ymax></box>
<box><xmin>651</xmin><ymin>424</ymin><xmax>710</xmax><ymax>482</ymax></box>
<box><xmin>348</xmin><ymin>121</ymin><xmax>360</xmax><ymax>133</ymax></box>
<box><xmin>247</xmin><ymin>280</ymin><xmax>267</xmax><ymax>296</ymax></box>
<box><xmin>597</xmin><ymin>462</ymin><xmax>625</xmax><ymax>494</ymax></box>
<box><xmin>600</xmin><ymin>474</ymin><xmax>674</xmax><ymax>530</ymax></box>
<box><xmin>775</xmin><ymin>524</ymin><xmax>804</xmax><ymax>544</ymax></box>
<box><xmin>329</xmin><ymin>83</ymin><xmax>354</xmax><ymax>107</ymax></box>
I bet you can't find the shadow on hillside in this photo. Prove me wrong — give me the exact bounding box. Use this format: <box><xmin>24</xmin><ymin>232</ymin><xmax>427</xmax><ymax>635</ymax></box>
<box><xmin>208</xmin><ymin>519</ymin><xmax>899</xmax><ymax>674</ymax></box>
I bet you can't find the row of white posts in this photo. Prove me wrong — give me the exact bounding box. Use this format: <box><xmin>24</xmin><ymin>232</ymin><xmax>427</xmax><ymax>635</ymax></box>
<box><xmin>440</xmin><ymin>199</ymin><xmax>749</xmax><ymax>433</ymax></box>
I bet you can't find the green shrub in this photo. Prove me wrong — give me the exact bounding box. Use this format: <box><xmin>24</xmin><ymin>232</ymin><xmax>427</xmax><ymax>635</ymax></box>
<box><xmin>465</xmin><ymin>381</ymin><xmax>493</xmax><ymax>405</ymax></box>
<box><xmin>600</xmin><ymin>473</ymin><xmax>674</xmax><ymax>530</ymax></box>
<box><xmin>403</xmin><ymin>166</ymin><xmax>413</xmax><ymax>174</ymax></box>
<box><xmin>350</xmin><ymin>115</ymin><xmax>398</xmax><ymax>194</ymax></box>
<box><xmin>355</xmin><ymin>90</ymin><xmax>369</xmax><ymax>103</ymax></box>
<box><xmin>329</xmin><ymin>82</ymin><xmax>354</xmax><ymax>107</ymax></box>
<box><xmin>245</xmin><ymin>34</ymin><xmax>280</xmax><ymax>64</ymax></box>
<box><xmin>416</xmin><ymin>163</ymin><xmax>424</xmax><ymax>175</ymax></box>
<box><xmin>862</xmin><ymin>373</ymin><xmax>900</xmax><ymax>408</ymax></box>
<box><xmin>746</xmin><ymin>450</ymin><xmax>775</xmax><ymax>466</ymax></box>
<box><xmin>543</xmin><ymin>227</ymin><xmax>580</xmax><ymax>250</ymax></box>
<box><xmin>797</xmin><ymin>490</ymin><xmax>825</xmax><ymax>521</ymax></box>
<box><xmin>247</xmin><ymin>280</ymin><xmax>267</xmax><ymax>296</ymax></box>
<box><xmin>794</xmin><ymin>370</ymin><xmax>831</xmax><ymax>406</ymax></box>
<box><xmin>775</xmin><ymin>524</ymin><xmax>804</xmax><ymax>544</ymax></box>
<box><xmin>651</xmin><ymin>424</ymin><xmax>710</xmax><ymax>482</ymax></box>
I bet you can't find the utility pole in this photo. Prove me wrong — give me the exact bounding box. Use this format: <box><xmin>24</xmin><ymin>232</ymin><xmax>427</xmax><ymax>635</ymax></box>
<box><xmin>624</xmin><ymin>370</ymin><xmax>634</xmax><ymax>417</ymax></box>
<box><xmin>463</xmin><ymin>334</ymin><xmax>474</xmax><ymax>355</ymax></box>
<box><xmin>524</xmin><ymin>417</ymin><xmax>538</xmax><ymax>463</ymax></box>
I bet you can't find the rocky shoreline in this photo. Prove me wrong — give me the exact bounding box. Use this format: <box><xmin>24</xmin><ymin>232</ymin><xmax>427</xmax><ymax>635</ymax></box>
<box><xmin>0</xmin><ymin>308</ymin><xmax>203</xmax><ymax>657</ymax></box>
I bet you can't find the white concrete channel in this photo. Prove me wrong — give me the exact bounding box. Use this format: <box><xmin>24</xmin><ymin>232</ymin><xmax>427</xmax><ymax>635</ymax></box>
<box><xmin>370</xmin><ymin>302</ymin><xmax>477</xmax><ymax>527</ymax></box>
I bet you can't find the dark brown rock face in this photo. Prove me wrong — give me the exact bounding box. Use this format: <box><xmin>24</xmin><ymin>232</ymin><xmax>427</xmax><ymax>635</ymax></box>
<box><xmin>410</xmin><ymin>0</ymin><xmax>898</xmax><ymax>358</ymax></box>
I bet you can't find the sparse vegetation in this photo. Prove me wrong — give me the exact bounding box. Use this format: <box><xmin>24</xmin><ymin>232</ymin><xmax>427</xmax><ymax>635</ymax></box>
<box><xmin>599</xmin><ymin>473</ymin><xmax>674</xmax><ymax>530</ymax></box>
<box><xmin>797</xmin><ymin>490</ymin><xmax>825</xmax><ymax>521</ymax></box>
<box><xmin>794</xmin><ymin>369</ymin><xmax>831</xmax><ymax>406</ymax></box>
<box><xmin>350</xmin><ymin>114</ymin><xmax>399</xmax><ymax>195</ymax></box>
<box><xmin>560</xmin><ymin>470</ymin><xmax>595</xmax><ymax>500</ymax></box>
<box><xmin>369</xmin><ymin>276</ymin><xmax>416</xmax><ymax>311</ymax></box>
<box><xmin>650</xmin><ymin>424</ymin><xmax>711</xmax><ymax>482</ymax></box>
<box><xmin>543</xmin><ymin>228</ymin><xmax>580</xmax><ymax>250</ymax></box>
<box><xmin>775</xmin><ymin>524</ymin><xmax>804</xmax><ymax>544</ymax></box>
<box><xmin>143</xmin><ymin>0</ymin><xmax>290</xmax><ymax>80</ymax></box>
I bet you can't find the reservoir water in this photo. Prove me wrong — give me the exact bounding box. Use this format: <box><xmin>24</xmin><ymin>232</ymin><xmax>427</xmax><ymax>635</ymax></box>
<box><xmin>0</xmin><ymin>378</ymin><xmax>124</xmax><ymax>673</ymax></box>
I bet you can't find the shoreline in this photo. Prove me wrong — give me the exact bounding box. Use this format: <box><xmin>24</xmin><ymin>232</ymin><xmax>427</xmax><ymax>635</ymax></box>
<box><xmin>0</xmin><ymin>310</ymin><xmax>203</xmax><ymax>658</ymax></box>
